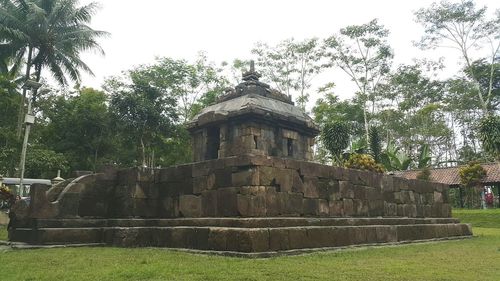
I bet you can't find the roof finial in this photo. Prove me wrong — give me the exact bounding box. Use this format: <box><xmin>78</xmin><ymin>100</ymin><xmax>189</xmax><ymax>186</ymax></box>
<box><xmin>242</xmin><ymin>60</ymin><xmax>261</xmax><ymax>82</ymax></box>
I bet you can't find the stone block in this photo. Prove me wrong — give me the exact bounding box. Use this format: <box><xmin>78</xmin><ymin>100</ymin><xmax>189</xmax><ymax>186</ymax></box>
<box><xmin>291</xmin><ymin>171</ymin><xmax>304</xmax><ymax>193</ymax></box>
<box><xmin>306</xmin><ymin>227</ymin><xmax>335</xmax><ymax>248</ymax></box>
<box><xmin>282</xmin><ymin>129</ymin><xmax>298</xmax><ymax>139</ymax></box>
<box><xmin>353</xmin><ymin>199</ymin><xmax>368</xmax><ymax>216</ymax></box>
<box><xmin>269</xmin><ymin>228</ymin><xmax>290</xmax><ymax>251</ymax></box>
<box><xmin>394</xmin><ymin>192</ymin><xmax>404</xmax><ymax>204</ymax></box>
<box><xmin>216</xmin><ymin>187</ymin><xmax>239</xmax><ymax>216</ymax></box>
<box><xmin>339</xmin><ymin>181</ymin><xmax>354</xmax><ymax>199</ymax></box>
<box><xmin>365</xmin><ymin>187</ymin><xmax>381</xmax><ymax>200</ymax></box>
<box><xmin>330</xmin><ymin>166</ymin><xmax>343</xmax><ymax>180</ymax></box>
<box><xmin>237</xmin><ymin>194</ymin><xmax>266</xmax><ymax>217</ymax></box>
<box><xmin>394</xmin><ymin>177</ymin><xmax>409</xmax><ymax>191</ymax></box>
<box><xmin>258</xmin><ymin>166</ymin><xmax>276</xmax><ymax>186</ymax></box>
<box><xmin>343</xmin><ymin>199</ymin><xmax>354</xmax><ymax>216</ymax></box>
<box><xmin>288</xmin><ymin>228</ymin><xmax>309</xmax><ymax>249</ymax></box>
<box><xmin>318</xmin><ymin>179</ymin><xmax>338</xmax><ymax>200</ymax></box>
<box><xmin>318</xmin><ymin>199</ymin><xmax>329</xmax><ymax>216</ymax></box>
<box><xmin>179</xmin><ymin>195</ymin><xmax>202</xmax><ymax>217</ymax></box>
<box><xmin>117</xmin><ymin>168</ymin><xmax>138</xmax><ymax>185</ymax></box>
<box><xmin>265</xmin><ymin>187</ymin><xmax>279</xmax><ymax>216</ymax></box>
<box><xmin>329</xmin><ymin>200</ymin><xmax>343</xmax><ymax>216</ymax></box>
<box><xmin>274</xmin><ymin>168</ymin><xmax>293</xmax><ymax>192</ymax></box>
<box><xmin>433</xmin><ymin>191</ymin><xmax>443</xmax><ymax>203</ymax></box>
<box><xmin>303</xmin><ymin>198</ymin><xmax>319</xmax><ymax>216</ymax></box>
<box><xmin>282</xmin><ymin>158</ymin><xmax>299</xmax><ymax>169</ymax></box>
<box><xmin>384</xmin><ymin>202</ymin><xmax>397</xmax><ymax>217</ymax></box>
<box><xmin>160</xmin><ymin>197</ymin><xmax>179</xmax><ymax>218</ymax></box>
<box><xmin>368</xmin><ymin>200</ymin><xmax>384</xmax><ymax>216</ymax></box>
<box><xmin>422</xmin><ymin>205</ymin><xmax>432</xmax><ymax>217</ymax></box>
<box><xmin>353</xmin><ymin>185</ymin><xmax>366</xmax><ymax>200</ymax></box>
<box><xmin>288</xmin><ymin>193</ymin><xmax>303</xmax><ymax>215</ymax></box>
<box><xmin>201</xmin><ymin>190</ymin><xmax>218</xmax><ymax>217</ymax></box>
<box><xmin>193</xmin><ymin>174</ymin><xmax>216</xmax><ymax>194</ymax></box>
<box><xmin>381</xmin><ymin>175</ymin><xmax>394</xmax><ymax>192</ymax></box>
<box><xmin>303</xmin><ymin>176</ymin><xmax>319</xmax><ymax>198</ymax></box>
<box><xmin>207</xmin><ymin>228</ymin><xmax>227</xmax><ymax>251</ymax></box>
<box><xmin>271</xmin><ymin>157</ymin><xmax>286</xmax><ymax>169</ymax></box>
<box><xmin>424</xmin><ymin>193</ymin><xmax>434</xmax><ymax>204</ymax></box>
<box><xmin>240</xmin><ymin>186</ymin><xmax>266</xmax><ymax>195</ymax></box>
<box><xmin>231</xmin><ymin>168</ymin><xmax>259</xmax><ymax>186</ymax></box>
<box><xmin>214</xmin><ymin>167</ymin><xmax>232</xmax><ymax>188</ymax></box>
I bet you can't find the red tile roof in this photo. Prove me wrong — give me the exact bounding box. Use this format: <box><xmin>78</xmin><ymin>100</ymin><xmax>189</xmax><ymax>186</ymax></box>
<box><xmin>395</xmin><ymin>162</ymin><xmax>500</xmax><ymax>186</ymax></box>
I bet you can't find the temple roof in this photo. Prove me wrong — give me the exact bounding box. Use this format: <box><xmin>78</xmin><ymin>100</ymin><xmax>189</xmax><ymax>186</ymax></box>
<box><xmin>187</xmin><ymin>62</ymin><xmax>319</xmax><ymax>134</ymax></box>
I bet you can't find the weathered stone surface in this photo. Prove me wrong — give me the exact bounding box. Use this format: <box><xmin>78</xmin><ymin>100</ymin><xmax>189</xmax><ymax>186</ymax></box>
<box><xmin>216</xmin><ymin>187</ymin><xmax>239</xmax><ymax>216</ymax></box>
<box><xmin>237</xmin><ymin>194</ymin><xmax>266</xmax><ymax>217</ymax></box>
<box><xmin>232</xmin><ymin>168</ymin><xmax>259</xmax><ymax>186</ymax></box>
<box><xmin>179</xmin><ymin>195</ymin><xmax>202</xmax><ymax>217</ymax></box>
<box><xmin>303</xmin><ymin>176</ymin><xmax>319</xmax><ymax>198</ymax></box>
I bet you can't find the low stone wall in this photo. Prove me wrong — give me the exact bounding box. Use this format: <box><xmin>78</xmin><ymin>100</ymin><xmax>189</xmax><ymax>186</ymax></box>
<box><xmin>97</xmin><ymin>155</ymin><xmax>450</xmax><ymax>219</ymax></box>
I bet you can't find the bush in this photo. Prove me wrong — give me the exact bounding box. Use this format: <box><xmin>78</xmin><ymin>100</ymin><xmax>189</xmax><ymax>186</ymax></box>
<box><xmin>344</xmin><ymin>153</ymin><xmax>385</xmax><ymax>173</ymax></box>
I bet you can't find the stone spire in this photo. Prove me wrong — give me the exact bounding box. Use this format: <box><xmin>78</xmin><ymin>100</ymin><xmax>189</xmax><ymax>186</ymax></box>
<box><xmin>242</xmin><ymin>60</ymin><xmax>261</xmax><ymax>82</ymax></box>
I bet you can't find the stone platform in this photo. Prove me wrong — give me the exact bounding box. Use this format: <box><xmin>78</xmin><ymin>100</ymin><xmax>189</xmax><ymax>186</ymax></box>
<box><xmin>9</xmin><ymin>217</ymin><xmax>471</xmax><ymax>255</ymax></box>
<box><xmin>8</xmin><ymin>155</ymin><xmax>473</xmax><ymax>254</ymax></box>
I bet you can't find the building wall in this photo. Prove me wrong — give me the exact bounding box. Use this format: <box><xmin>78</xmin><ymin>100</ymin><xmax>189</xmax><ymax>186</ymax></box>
<box><xmin>191</xmin><ymin>121</ymin><xmax>314</xmax><ymax>162</ymax></box>
<box><xmin>23</xmin><ymin>155</ymin><xmax>451</xmax><ymax>219</ymax></box>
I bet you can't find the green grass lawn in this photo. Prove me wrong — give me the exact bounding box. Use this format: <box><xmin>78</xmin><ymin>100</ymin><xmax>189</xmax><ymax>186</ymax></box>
<box><xmin>0</xmin><ymin>209</ymin><xmax>499</xmax><ymax>281</ymax></box>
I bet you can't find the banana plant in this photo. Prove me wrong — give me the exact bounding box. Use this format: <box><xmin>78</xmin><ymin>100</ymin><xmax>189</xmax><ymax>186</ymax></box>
<box><xmin>380</xmin><ymin>140</ymin><xmax>411</xmax><ymax>171</ymax></box>
<box><xmin>417</xmin><ymin>143</ymin><xmax>432</xmax><ymax>168</ymax></box>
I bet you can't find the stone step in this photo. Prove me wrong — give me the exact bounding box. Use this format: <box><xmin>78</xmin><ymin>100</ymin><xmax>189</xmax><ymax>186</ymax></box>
<box><xmin>19</xmin><ymin>217</ymin><xmax>461</xmax><ymax>229</ymax></box>
<box><xmin>9</xmin><ymin>223</ymin><xmax>472</xmax><ymax>253</ymax></box>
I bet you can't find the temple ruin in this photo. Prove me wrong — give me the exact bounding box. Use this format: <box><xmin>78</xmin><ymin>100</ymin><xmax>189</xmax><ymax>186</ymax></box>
<box><xmin>8</xmin><ymin>63</ymin><xmax>472</xmax><ymax>256</ymax></box>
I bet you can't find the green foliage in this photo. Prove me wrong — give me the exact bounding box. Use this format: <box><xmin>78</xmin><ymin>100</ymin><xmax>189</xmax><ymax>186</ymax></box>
<box><xmin>323</xmin><ymin>19</ymin><xmax>393</xmax><ymax>142</ymax></box>
<box><xmin>415</xmin><ymin>0</ymin><xmax>499</xmax><ymax>114</ymax></box>
<box><xmin>369</xmin><ymin>126</ymin><xmax>382</xmax><ymax>163</ymax></box>
<box><xmin>416</xmin><ymin>167</ymin><xmax>431</xmax><ymax>181</ymax></box>
<box><xmin>38</xmin><ymin>87</ymin><xmax>115</xmax><ymax>172</ymax></box>
<box><xmin>321</xmin><ymin>121</ymin><xmax>350</xmax><ymax>164</ymax></box>
<box><xmin>459</xmin><ymin>161</ymin><xmax>487</xmax><ymax>188</ymax></box>
<box><xmin>107</xmin><ymin>72</ymin><xmax>179</xmax><ymax>167</ymax></box>
<box><xmin>417</xmin><ymin>144</ymin><xmax>432</xmax><ymax>168</ymax></box>
<box><xmin>380</xmin><ymin>141</ymin><xmax>412</xmax><ymax>171</ymax></box>
<box><xmin>479</xmin><ymin>115</ymin><xmax>500</xmax><ymax>160</ymax></box>
<box><xmin>25</xmin><ymin>147</ymin><xmax>69</xmax><ymax>179</ymax></box>
<box><xmin>0</xmin><ymin>74</ymin><xmax>21</xmax><ymax>176</ymax></box>
<box><xmin>344</xmin><ymin>153</ymin><xmax>385</xmax><ymax>173</ymax></box>
<box><xmin>252</xmin><ymin>38</ymin><xmax>323</xmax><ymax>110</ymax></box>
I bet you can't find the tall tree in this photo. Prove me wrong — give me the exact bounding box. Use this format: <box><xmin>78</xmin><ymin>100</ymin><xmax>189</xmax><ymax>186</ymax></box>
<box><xmin>322</xmin><ymin>19</ymin><xmax>393</xmax><ymax>142</ymax></box>
<box><xmin>38</xmin><ymin>87</ymin><xmax>114</xmax><ymax>172</ymax></box>
<box><xmin>252</xmin><ymin>38</ymin><xmax>322</xmax><ymax>110</ymax></box>
<box><xmin>415</xmin><ymin>0</ymin><xmax>500</xmax><ymax>115</ymax></box>
<box><xmin>0</xmin><ymin>0</ymin><xmax>108</xmax><ymax>138</ymax></box>
<box><xmin>106</xmin><ymin>67</ymin><xmax>180</xmax><ymax>167</ymax></box>
<box><xmin>131</xmin><ymin>54</ymin><xmax>228</xmax><ymax>123</ymax></box>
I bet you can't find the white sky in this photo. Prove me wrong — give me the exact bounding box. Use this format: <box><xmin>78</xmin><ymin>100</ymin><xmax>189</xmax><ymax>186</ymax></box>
<box><xmin>78</xmin><ymin>0</ymin><xmax>499</xmax><ymax>107</ymax></box>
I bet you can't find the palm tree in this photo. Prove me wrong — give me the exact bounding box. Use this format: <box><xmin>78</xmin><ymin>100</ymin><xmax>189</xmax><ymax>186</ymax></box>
<box><xmin>29</xmin><ymin>0</ymin><xmax>109</xmax><ymax>86</ymax></box>
<box><xmin>0</xmin><ymin>0</ymin><xmax>108</xmax><ymax>135</ymax></box>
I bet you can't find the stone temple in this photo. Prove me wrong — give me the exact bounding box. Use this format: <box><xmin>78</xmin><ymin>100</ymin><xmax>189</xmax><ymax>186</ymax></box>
<box><xmin>8</xmin><ymin>63</ymin><xmax>472</xmax><ymax>256</ymax></box>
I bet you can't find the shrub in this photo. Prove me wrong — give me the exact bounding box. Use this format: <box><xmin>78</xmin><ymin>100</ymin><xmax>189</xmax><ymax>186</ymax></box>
<box><xmin>344</xmin><ymin>153</ymin><xmax>385</xmax><ymax>173</ymax></box>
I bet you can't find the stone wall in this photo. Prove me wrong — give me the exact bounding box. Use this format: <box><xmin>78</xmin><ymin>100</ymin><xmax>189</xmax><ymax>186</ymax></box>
<box><xmin>89</xmin><ymin>155</ymin><xmax>450</xmax><ymax>219</ymax></box>
<box><xmin>191</xmin><ymin>122</ymin><xmax>315</xmax><ymax>162</ymax></box>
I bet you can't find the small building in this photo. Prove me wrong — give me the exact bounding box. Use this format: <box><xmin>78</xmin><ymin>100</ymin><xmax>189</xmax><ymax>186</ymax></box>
<box><xmin>187</xmin><ymin>62</ymin><xmax>319</xmax><ymax>162</ymax></box>
<box><xmin>396</xmin><ymin>162</ymin><xmax>500</xmax><ymax>207</ymax></box>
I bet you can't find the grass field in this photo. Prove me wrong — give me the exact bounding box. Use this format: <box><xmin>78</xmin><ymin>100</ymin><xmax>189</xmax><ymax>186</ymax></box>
<box><xmin>0</xmin><ymin>209</ymin><xmax>499</xmax><ymax>281</ymax></box>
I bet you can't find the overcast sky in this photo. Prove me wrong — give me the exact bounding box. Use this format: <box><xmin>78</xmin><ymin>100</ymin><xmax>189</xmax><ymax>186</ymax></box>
<box><xmin>78</xmin><ymin>0</ymin><xmax>499</xmax><ymax>106</ymax></box>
